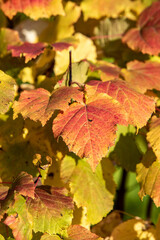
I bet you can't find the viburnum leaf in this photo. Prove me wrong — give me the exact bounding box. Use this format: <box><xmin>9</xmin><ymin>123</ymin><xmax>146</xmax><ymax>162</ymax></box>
<box><xmin>8</xmin><ymin>42</ymin><xmax>46</xmax><ymax>63</ymax></box>
<box><xmin>27</xmin><ymin>186</ymin><xmax>74</xmax><ymax>236</ymax></box>
<box><xmin>147</xmin><ymin>116</ymin><xmax>160</xmax><ymax>159</ymax></box>
<box><xmin>53</xmin><ymin>94</ymin><xmax>128</xmax><ymax>170</ymax></box>
<box><xmin>136</xmin><ymin>150</ymin><xmax>160</xmax><ymax>206</ymax></box>
<box><xmin>13</xmin><ymin>86</ymin><xmax>83</xmax><ymax>126</ymax></box>
<box><xmin>123</xmin><ymin>1</ymin><xmax>160</xmax><ymax>55</ymax></box>
<box><xmin>67</xmin><ymin>225</ymin><xmax>102</xmax><ymax>240</ymax></box>
<box><xmin>121</xmin><ymin>60</ymin><xmax>160</xmax><ymax>93</ymax></box>
<box><xmin>80</xmin><ymin>0</ymin><xmax>144</xmax><ymax>20</ymax></box>
<box><xmin>4</xmin><ymin>194</ymin><xmax>33</xmax><ymax>240</ymax></box>
<box><xmin>12</xmin><ymin>171</ymin><xmax>35</xmax><ymax>199</ymax></box>
<box><xmin>69</xmin><ymin>159</ymin><xmax>115</xmax><ymax>224</ymax></box>
<box><xmin>86</xmin><ymin>80</ymin><xmax>155</xmax><ymax>128</ymax></box>
<box><xmin>0</xmin><ymin>70</ymin><xmax>17</xmax><ymax>114</ymax></box>
<box><xmin>111</xmin><ymin>218</ymin><xmax>156</xmax><ymax>239</ymax></box>
<box><xmin>0</xmin><ymin>0</ymin><xmax>65</xmax><ymax>20</ymax></box>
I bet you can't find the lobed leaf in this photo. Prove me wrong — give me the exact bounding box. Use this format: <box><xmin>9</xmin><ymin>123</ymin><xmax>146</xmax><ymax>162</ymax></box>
<box><xmin>123</xmin><ymin>1</ymin><xmax>160</xmax><ymax>55</ymax></box>
<box><xmin>0</xmin><ymin>70</ymin><xmax>17</xmax><ymax>114</ymax></box>
<box><xmin>27</xmin><ymin>186</ymin><xmax>74</xmax><ymax>236</ymax></box>
<box><xmin>53</xmin><ymin>94</ymin><xmax>128</xmax><ymax>170</ymax></box>
<box><xmin>121</xmin><ymin>60</ymin><xmax>160</xmax><ymax>93</ymax></box>
<box><xmin>86</xmin><ymin>80</ymin><xmax>155</xmax><ymax>128</ymax></box>
<box><xmin>0</xmin><ymin>0</ymin><xmax>65</xmax><ymax>20</ymax></box>
<box><xmin>13</xmin><ymin>86</ymin><xmax>84</xmax><ymax>126</ymax></box>
<box><xmin>69</xmin><ymin>159</ymin><xmax>115</xmax><ymax>224</ymax></box>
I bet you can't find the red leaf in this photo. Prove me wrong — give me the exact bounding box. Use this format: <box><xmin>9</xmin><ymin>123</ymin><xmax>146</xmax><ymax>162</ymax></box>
<box><xmin>8</xmin><ymin>42</ymin><xmax>46</xmax><ymax>63</ymax></box>
<box><xmin>86</xmin><ymin>80</ymin><xmax>155</xmax><ymax>128</ymax></box>
<box><xmin>121</xmin><ymin>60</ymin><xmax>160</xmax><ymax>93</ymax></box>
<box><xmin>68</xmin><ymin>225</ymin><xmax>101</xmax><ymax>240</ymax></box>
<box><xmin>123</xmin><ymin>1</ymin><xmax>160</xmax><ymax>55</ymax></box>
<box><xmin>13</xmin><ymin>87</ymin><xmax>84</xmax><ymax>126</ymax></box>
<box><xmin>0</xmin><ymin>0</ymin><xmax>65</xmax><ymax>20</ymax></box>
<box><xmin>52</xmin><ymin>42</ymin><xmax>75</xmax><ymax>51</ymax></box>
<box><xmin>53</xmin><ymin>95</ymin><xmax>128</xmax><ymax>170</ymax></box>
<box><xmin>12</xmin><ymin>171</ymin><xmax>35</xmax><ymax>199</ymax></box>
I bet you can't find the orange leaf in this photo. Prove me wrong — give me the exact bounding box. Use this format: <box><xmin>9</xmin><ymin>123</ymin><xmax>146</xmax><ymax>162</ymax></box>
<box><xmin>86</xmin><ymin>80</ymin><xmax>155</xmax><ymax>128</ymax></box>
<box><xmin>121</xmin><ymin>60</ymin><xmax>160</xmax><ymax>93</ymax></box>
<box><xmin>123</xmin><ymin>1</ymin><xmax>160</xmax><ymax>55</ymax></box>
<box><xmin>0</xmin><ymin>0</ymin><xmax>65</xmax><ymax>20</ymax></box>
<box><xmin>13</xmin><ymin>87</ymin><xmax>84</xmax><ymax>126</ymax></box>
<box><xmin>53</xmin><ymin>95</ymin><xmax>128</xmax><ymax>170</ymax></box>
<box><xmin>68</xmin><ymin>225</ymin><xmax>101</xmax><ymax>240</ymax></box>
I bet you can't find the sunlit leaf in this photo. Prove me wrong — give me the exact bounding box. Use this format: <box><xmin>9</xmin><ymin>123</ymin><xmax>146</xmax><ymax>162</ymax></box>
<box><xmin>40</xmin><ymin>233</ymin><xmax>62</xmax><ymax>240</ymax></box>
<box><xmin>111</xmin><ymin>218</ymin><xmax>156</xmax><ymax>239</ymax></box>
<box><xmin>121</xmin><ymin>60</ymin><xmax>160</xmax><ymax>93</ymax></box>
<box><xmin>86</xmin><ymin>80</ymin><xmax>155</xmax><ymax>128</ymax></box>
<box><xmin>1</xmin><ymin>0</ymin><xmax>65</xmax><ymax>20</ymax></box>
<box><xmin>27</xmin><ymin>186</ymin><xmax>74</xmax><ymax>236</ymax></box>
<box><xmin>0</xmin><ymin>70</ymin><xmax>17</xmax><ymax>114</ymax></box>
<box><xmin>53</xmin><ymin>94</ymin><xmax>128</xmax><ymax>170</ymax></box>
<box><xmin>13</xmin><ymin>86</ymin><xmax>84</xmax><ymax>126</ymax></box>
<box><xmin>4</xmin><ymin>194</ymin><xmax>33</xmax><ymax>240</ymax></box>
<box><xmin>147</xmin><ymin>116</ymin><xmax>160</xmax><ymax>159</ymax></box>
<box><xmin>123</xmin><ymin>1</ymin><xmax>160</xmax><ymax>55</ymax></box>
<box><xmin>136</xmin><ymin>150</ymin><xmax>160</xmax><ymax>206</ymax></box>
<box><xmin>69</xmin><ymin>159</ymin><xmax>115</xmax><ymax>224</ymax></box>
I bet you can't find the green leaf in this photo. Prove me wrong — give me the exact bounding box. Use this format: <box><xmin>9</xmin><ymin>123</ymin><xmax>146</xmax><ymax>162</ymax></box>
<box><xmin>0</xmin><ymin>70</ymin><xmax>17</xmax><ymax>114</ymax></box>
<box><xmin>4</xmin><ymin>194</ymin><xmax>33</xmax><ymax>240</ymax></box>
<box><xmin>69</xmin><ymin>159</ymin><xmax>115</xmax><ymax>224</ymax></box>
<box><xmin>27</xmin><ymin>186</ymin><xmax>74</xmax><ymax>236</ymax></box>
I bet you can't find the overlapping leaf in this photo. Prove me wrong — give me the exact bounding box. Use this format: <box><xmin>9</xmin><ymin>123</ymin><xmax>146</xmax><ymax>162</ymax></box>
<box><xmin>147</xmin><ymin>116</ymin><xmax>160</xmax><ymax>159</ymax></box>
<box><xmin>4</xmin><ymin>194</ymin><xmax>33</xmax><ymax>240</ymax></box>
<box><xmin>86</xmin><ymin>80</ymin><xmax>155</xmax><ymax>128</ymax></box>
<box><xmin>69</xmin><ymin>159</ymin><xmax>115</xmax><ymax>224</ymax></box>
<box><xmin>123</xmin><ymin>1</ymin><xmax>160</xmax><ymax>55</ymax></box>
<box><xmin>121</xmin><ymin>60</ymin><xmax>160</xmax><ymax>93</ymax></box>
<box><xmin>0</xmin><ymin>70</ymin><xmax>17</xmax><ymax>114</ymax></box>
<box><xmin>13</xmin><ymin>86</ymin><xmax>83</xmax><ymax>126</ymax></box>
<box><xmin>27</xmin><ymin>186</ymin><xmax>74</xmax><ymax>236</ymax></box>
<box><xmin>136</xmin><ymin>150</ymin><xmax>160</xmax><ymax>206</ymax></box>
<box><xmin>0</xmin><ymin>0</ymin><xmax>65</xmax><ymax>20</ymax></box>
<box><xmin>53</xmin><ymin>94</ymin><xmax>128</xmax><ymax>170</ymax></box>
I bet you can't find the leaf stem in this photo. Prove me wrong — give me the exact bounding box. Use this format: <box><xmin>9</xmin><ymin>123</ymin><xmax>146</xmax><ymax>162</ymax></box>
<box><xmin>68</xmin><ymin>50</ymin><xmax>72</xmax><ymax>86</ymax></box>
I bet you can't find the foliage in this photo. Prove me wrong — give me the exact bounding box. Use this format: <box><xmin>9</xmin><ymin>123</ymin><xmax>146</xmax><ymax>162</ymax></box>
<box><xmin>0</xmin><ymin>0</ymin><xmax>160</xmax><ymax>239</ymax></box>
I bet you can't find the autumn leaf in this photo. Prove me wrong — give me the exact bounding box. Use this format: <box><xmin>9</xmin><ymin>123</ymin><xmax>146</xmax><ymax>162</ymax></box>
<box><xmin>110</xmin><ymin>218</ymin><xmax>156</xmax><ymax>239</ymax></box>
<box><xmin>69</xmin><ymin>159</ymin><xmax>115</xmax><ymax>224</ymax></box>
<box><xmin>121</xmin><ymin>60</ymin><xmax>160</xmax><ymax>93</ymax></box>
<box><xmin>54</xmin><ymin>33</ymin><xmax>97</xmax><ymax>75</ymax></box>
<box><xmin>4</xmin><ymin>194</ymin><xmax>33</xmax><ymax>240</ymax></box>
<box><xmin>40</xmin><ymin>234</ymin><xmax>62</xmax><ymax>240</ymax></box>
<box><xmin>136</xmin><ymin>150</ymin><xmax>160</xmax><ymax>206</ymax></box>
<box><xmin>27</xmin><ymin>186</ymin><xmax>74</xmax><ymax>236</ymax></box>
<box><xmin>53</xmin><ymin>94</ymin><xmax>128</xmax><ymax>170</ymax></box>
<box><xmin>123</xmin><ymin>1</ymin><xmax>160</xmax><ymax>55</ymax></box>
<box><xmin>0</xmin><ymin>0</ymin><xmax>65</xmax><ymax>20</ymax></box>
<box><xmin>13</xmin><ymin>86</ymin><xmax>84</xmax><ymax>126</ymax></box>
<box><xmin>80</xmin><ymin>0</ymin><xmax>144</xmax><ymax>20</ymax></box>
<box><xmin>67</xmin><ymin>225</ymin><xmax>102</xmax><ymax>240</ymax></box>
<box><xmin>147</xmin><ymin>116</ymin><xmax>160</xmax><ymax>159</ymax></box>
<box><xmin>40</xmin><ymin>1</ymin><xmax>81</xmax><ymax>43</ymax></box>
<box><xmin>86</xmin><ymin>80</ymin><xmax>155</xmax><ymax>128</ymax></box>
<box><xmin>0</xmin><ymin>70</ymin><xmax>17</xmax><ymax>114</ymax></box>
